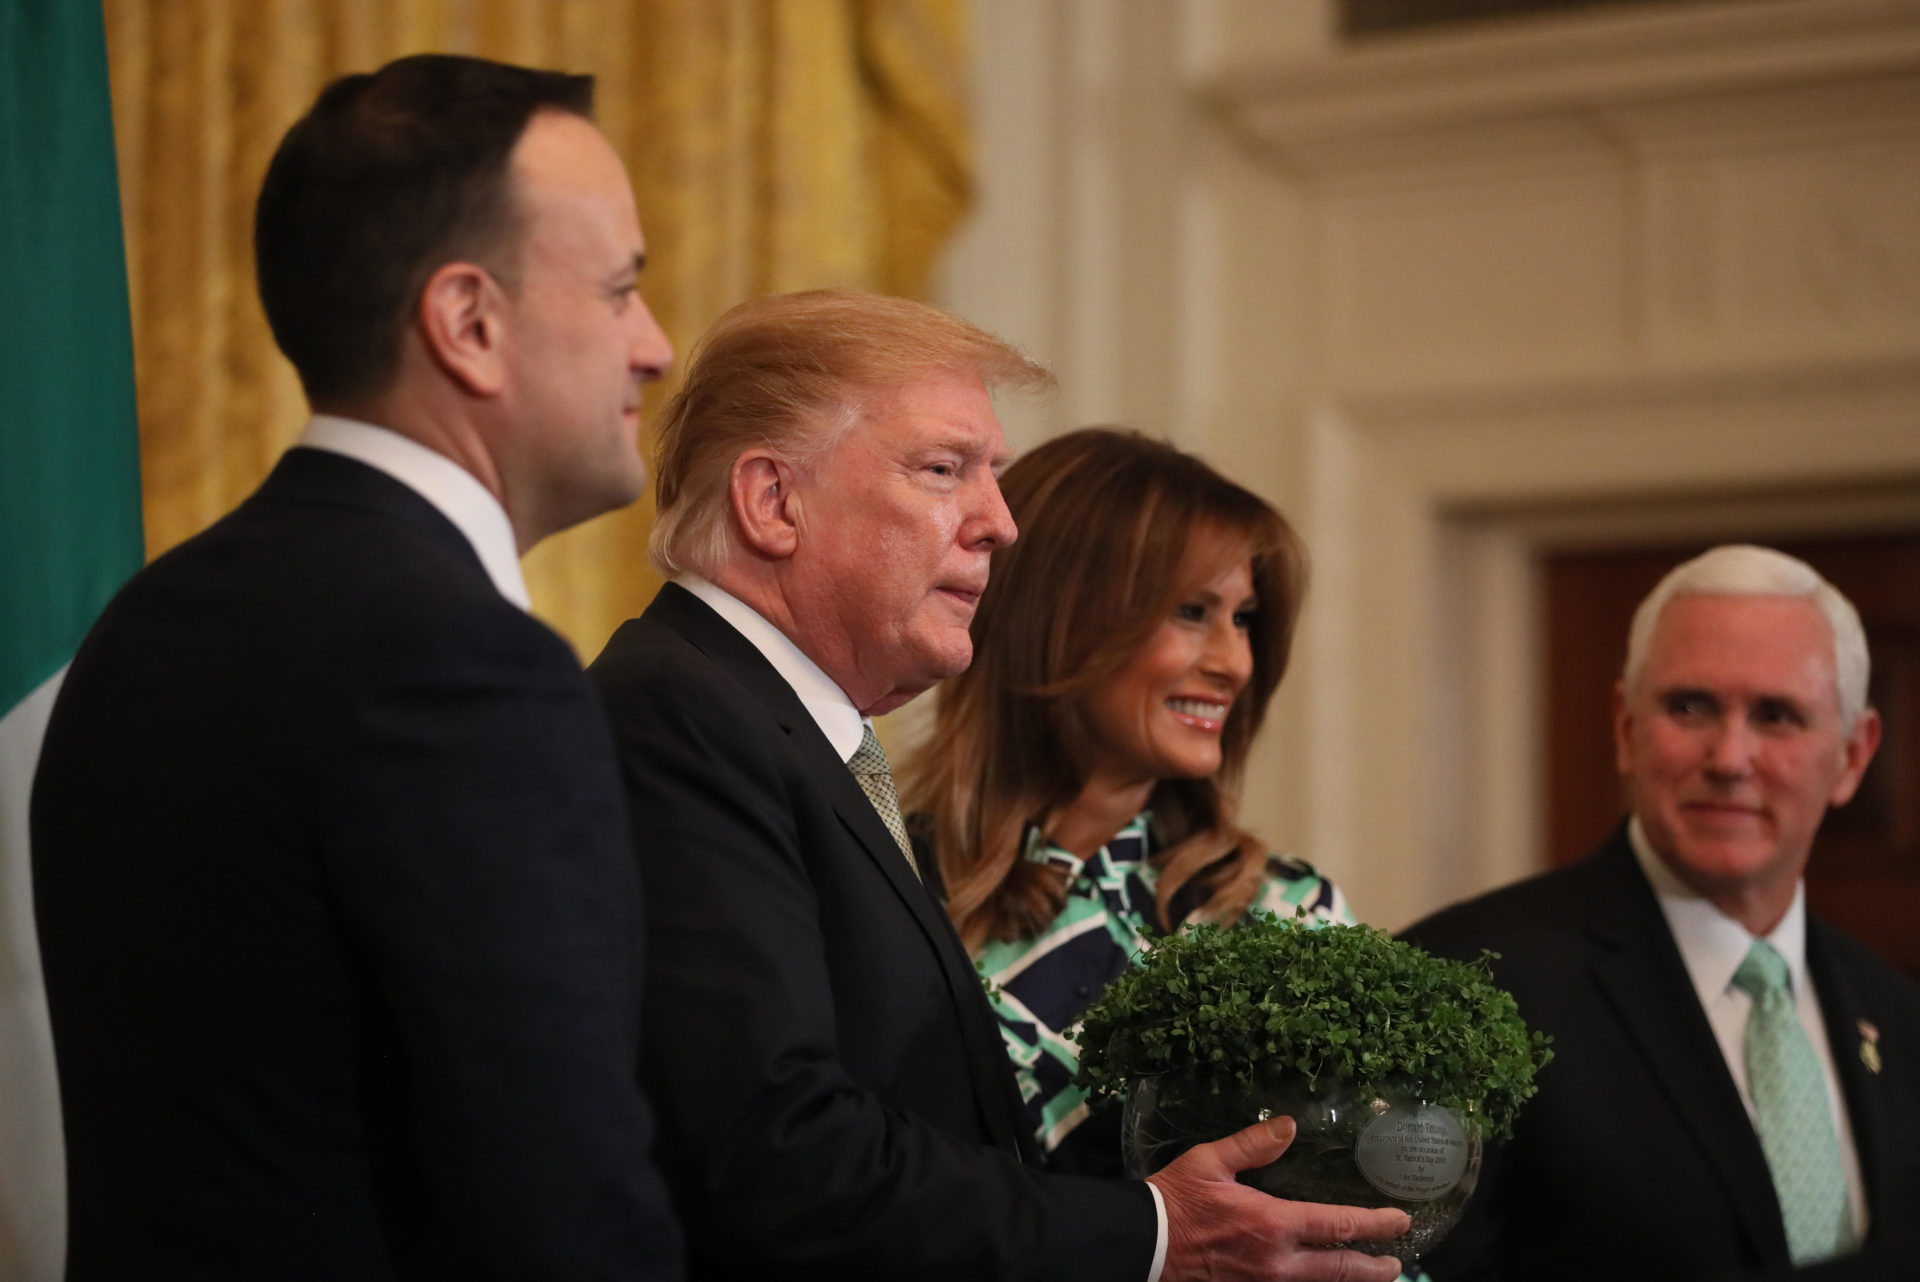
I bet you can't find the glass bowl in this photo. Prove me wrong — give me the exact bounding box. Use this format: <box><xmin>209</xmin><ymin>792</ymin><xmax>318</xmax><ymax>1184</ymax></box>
<box><xmin>1121</xmin><ymin>1073</ymin><xmax>1482</xmax><ymax>1261</ymax></box>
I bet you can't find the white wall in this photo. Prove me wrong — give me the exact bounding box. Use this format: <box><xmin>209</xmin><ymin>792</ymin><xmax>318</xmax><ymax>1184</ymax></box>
<box><xmin>926</xmin><ymin>0</ymin><xmax>1920</xmax><ymax>929</ymax></box>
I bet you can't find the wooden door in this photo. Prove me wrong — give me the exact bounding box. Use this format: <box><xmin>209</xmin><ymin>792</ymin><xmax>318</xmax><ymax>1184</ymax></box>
<box><xmin>1545</xmin><ymin>532</ymin><xmax>1920</xmax><ymax>978</ymax></box>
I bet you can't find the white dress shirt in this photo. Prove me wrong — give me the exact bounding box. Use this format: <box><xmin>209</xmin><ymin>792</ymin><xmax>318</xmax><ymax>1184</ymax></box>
<box><xmin>676</xmin><ymin>574</ymin><xmax>1171</xmax><ymax>1282</ymax></box>
<box><xmin>679</xmin><ymin>575</ymin><xmax>864</xmax><ymax>761</ymax></box>
<box><xmin>1629</xmin><ymin>816</ymin><xmax>1868</xmax><ymax>1238</ymax></box>
<box><xmin>297</xmin><ymin>415</ymin><xmax>530</xmax><ymax>610</ymax></box>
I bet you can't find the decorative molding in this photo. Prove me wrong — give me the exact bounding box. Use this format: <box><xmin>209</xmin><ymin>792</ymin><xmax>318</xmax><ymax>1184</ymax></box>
<box><xmin>1202</xmin><ymin>0</ymin><xmax>1920</xmax><ymax>175</ymax></box>
<box><xmin>1805</xmin><ymin>161</ymin><xmax>1920</xmax><ymax>322</ymax></box>
<box><xmin>1188</xmin><ymin>1</ymin><xmax>1920</xmax><ymax>928</ymax></box>
<box><xmin>1327</xmin><ymin>350</ymin><xmax>1920</xmax><ymax>431</ymax></box>
<box><xmin>938</xmin><ymin>0</ymin><xmax>1920</xmax><ymax>930</ymax></box>
<box><xmin>1306</xmin><ymin>375</ymin><xmax>1920</xmax><ymax>928</ymax></box>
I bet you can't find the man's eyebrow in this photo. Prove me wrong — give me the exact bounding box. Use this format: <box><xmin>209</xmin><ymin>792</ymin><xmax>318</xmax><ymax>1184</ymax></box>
<box><xmin>922</xmin><ymin>434</ymin><xmax>1004</xmax><ymax>460</ymax></box>
<box><xmin>979</xmin><ymin>440</ymin><xmax>1015</xmax><ymax>473</ymax></box>
<box><xmin>599</xmin><ymin>255</ymin><xmax>646</xmax><ymax>296</ymax></box>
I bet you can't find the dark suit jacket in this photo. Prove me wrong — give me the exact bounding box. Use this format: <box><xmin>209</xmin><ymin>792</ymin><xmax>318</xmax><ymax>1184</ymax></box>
<box><xmin>587</xmin><ymin>583</ymin><xmax>1156</xmax><ymax>1281</ymax></box>
<box><xmin>1401</xmin><ymin>827</ymin><xmax>1920</xmax><ymax>1282</ymax></box>
<box><xmin>32</xmin><ymin>448</ymin><xmax>681</xmax><ymax>1281</ymax></box>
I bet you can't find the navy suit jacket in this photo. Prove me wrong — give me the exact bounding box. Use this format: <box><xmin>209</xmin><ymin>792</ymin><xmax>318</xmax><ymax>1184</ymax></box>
<box><xmin>33</xmin><ymin>448</ymin><xmax>681</xmax><ymax>1281</ymax></box>
<box><xmin>587</xmin><ymin>583</ymin><xmax>1156</xmax><ymax>1281</ymax></box>
<box><xmin>1401</xmin><ymin>828</ymin><xmax>1920</xmax><ymax>1282</ymax></box>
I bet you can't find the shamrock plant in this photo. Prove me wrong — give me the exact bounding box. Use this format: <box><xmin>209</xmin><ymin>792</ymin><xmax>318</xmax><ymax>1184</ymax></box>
<box><xmin>1071</xmin><ymin>916</ymin><xmax>1552</xmax><ymax>1140</ymax></box>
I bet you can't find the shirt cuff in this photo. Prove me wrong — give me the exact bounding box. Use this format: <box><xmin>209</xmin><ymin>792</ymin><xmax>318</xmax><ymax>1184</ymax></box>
<box><xmin>1145</xmin><ymin>1180</ymin><xmax>1168</xmax><ymax>1282</ymax></box>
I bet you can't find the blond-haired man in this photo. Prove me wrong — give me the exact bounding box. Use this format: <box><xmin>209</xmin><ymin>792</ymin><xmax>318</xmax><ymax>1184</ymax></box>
<box><xmin>590</xmin><ymin>289</ymin><xmax>1412</xmax><ymax>1281</ymax></box>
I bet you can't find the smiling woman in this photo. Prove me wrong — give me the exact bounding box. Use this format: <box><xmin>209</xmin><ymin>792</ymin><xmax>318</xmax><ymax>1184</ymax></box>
<box><xmin>899</xmin><ymin>427</ymin><xmax>1356</xmax><ymax>1176</ymax></box>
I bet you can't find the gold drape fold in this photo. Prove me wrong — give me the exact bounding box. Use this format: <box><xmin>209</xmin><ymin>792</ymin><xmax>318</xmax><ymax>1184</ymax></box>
<box><xmin>104</xmin><ymin>0</ymin><xmax>972</xmax><ymax>659</ymax></box>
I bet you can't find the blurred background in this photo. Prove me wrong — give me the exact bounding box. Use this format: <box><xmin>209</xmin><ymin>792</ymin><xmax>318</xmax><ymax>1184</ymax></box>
<box><xmin>927</xmin><ymin>0</ymin><xmax>1920</xmax><ymax>966</ymax></box>
<box><xmin>7</xmin><ymin>0</ymin><xmax>1916</xmax><ymax>1271</ymax></box>
<box><xmin>98</xmin><ymin>0</ymin><xmax>1920</xmax><ymax>947</ymax></box>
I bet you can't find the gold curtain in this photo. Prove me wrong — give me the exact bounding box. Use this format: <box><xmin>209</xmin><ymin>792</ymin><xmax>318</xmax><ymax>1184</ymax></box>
<box><xmin>103</xmin><ymin>0</ymin><xmax>973</xmax><ymax>659</ymax></box>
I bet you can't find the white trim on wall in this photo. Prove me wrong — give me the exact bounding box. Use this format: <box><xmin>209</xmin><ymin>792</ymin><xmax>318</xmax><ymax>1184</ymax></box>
<box><xmin>931</xmin><ymin>0</ymin><xmax>1920</xmax><ymax>929</ymax></box>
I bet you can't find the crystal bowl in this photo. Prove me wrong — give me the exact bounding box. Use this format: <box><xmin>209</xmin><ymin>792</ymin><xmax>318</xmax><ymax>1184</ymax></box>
<box><xmin>1121</xmin><ymin>1074</ymin><xmax>1482</xmax><ymax>1261</ymax></box>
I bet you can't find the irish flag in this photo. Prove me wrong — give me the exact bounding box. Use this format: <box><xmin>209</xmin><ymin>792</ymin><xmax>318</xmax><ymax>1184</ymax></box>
<box><xmin>0</xmin><ymin>3</ymin><xmax>143</xmax><ymax>1278</ymax></box>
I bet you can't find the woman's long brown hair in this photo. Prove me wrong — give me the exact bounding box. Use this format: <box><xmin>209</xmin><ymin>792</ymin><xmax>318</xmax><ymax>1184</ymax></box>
<box><xmin>898</xmin><ymin>428</ymin><xmax>1307</xmax><ymax>951</ymax></box>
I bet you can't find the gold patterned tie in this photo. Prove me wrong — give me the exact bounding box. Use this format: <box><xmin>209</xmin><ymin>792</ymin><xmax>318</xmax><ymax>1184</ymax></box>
<box><xmin>847</xmin><ymin>723</ymin><xmax>920</xmax><ymax>881</ymax></box>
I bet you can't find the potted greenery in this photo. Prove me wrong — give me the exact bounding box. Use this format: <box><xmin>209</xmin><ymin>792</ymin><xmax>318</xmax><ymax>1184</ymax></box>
<box><xmin>1072</xmin><ymin>916</ymin><xmax>1552</xmax><ymax>1261</ymax></box>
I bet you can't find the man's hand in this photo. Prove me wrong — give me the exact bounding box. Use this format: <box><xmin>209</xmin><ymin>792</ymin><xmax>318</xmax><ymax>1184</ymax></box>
<box><xmin>1147</xmin><ymin>1116</ymin><xmax>1411</xmax><ymax>1282</ymax></box>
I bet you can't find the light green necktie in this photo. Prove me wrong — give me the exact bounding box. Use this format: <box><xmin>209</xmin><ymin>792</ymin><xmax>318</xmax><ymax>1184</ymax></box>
<box><xmin>848</xmin><ymin>723</ymin><xmax>920</xmax><ymax>881</ymax></box>
<box><xmin>1731</xmin><ymin>939</ymin><xmax>1856</xmax><ymax>1264</ymax></box>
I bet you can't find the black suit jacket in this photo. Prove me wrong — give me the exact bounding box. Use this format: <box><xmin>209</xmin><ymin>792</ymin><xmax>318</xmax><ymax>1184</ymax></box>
<box><xmin>32</xmin><ymin>448</ymin><xmax>681</xmax><ymax>1281</ymax></box>
<box><xmin>587</xmin><ymin>583</ymin><xmax>1156</xmax><ymax>1281</ymax></box>
<box><xmin>1401</xmin><ymin>828</ymin><xmax>1920</xmax><ymax>1282</ymax></box>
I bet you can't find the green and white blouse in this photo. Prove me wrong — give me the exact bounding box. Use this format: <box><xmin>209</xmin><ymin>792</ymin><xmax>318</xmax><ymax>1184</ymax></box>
<box><xmin>975</xmin><ymin>811</ymin><xmax>1354</xmax><ymax>1174</ymax></box>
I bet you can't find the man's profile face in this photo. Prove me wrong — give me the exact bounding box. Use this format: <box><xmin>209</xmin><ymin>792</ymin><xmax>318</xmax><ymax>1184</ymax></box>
<box><xmin>1614</xmin><ymin>592</ymin><xmax>1879</xmax><ymax>927</ymax></box>
<box><xmin>497</xmin><ymin>110</ymin><xmax>671</xmax><ymax>534</ymax></box>
<box><xmin>786</xmin><ymin>369</ymin><xmax>1015</xmax><ymax>716</ymax></box>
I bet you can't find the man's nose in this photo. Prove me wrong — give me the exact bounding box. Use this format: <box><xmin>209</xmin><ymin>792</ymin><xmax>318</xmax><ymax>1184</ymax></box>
<box><xmin>967</xmin><ymin>474</ymin><xmax>1017</xmax><ymax>550</ymax></box>
<box><xmin>629</xmin><ymin>297</ymin><xmax>673</xmax><ymax>382</ymax></box>
<box><xmin>1703</xmin><ymin>716</ymin><xmax>1758</xmax><ymax>777</ymax></box>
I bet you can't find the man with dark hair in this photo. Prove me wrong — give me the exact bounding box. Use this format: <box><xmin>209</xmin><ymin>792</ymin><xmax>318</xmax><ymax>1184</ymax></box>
<box><xmin>253</xmin><ymin>56</ymin><xmax>597</xmax><ymax>409</ymax></box>
<box><xmin>33</xmin><ymin>54</ymin><xmax>681</xmax><ymax>1280</ymax></box>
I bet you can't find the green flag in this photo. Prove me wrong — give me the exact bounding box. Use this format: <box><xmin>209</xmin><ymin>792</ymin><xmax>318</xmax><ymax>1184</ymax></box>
<box><xmin>0</xmin><ymin>3</ymin><xmax>143</xmax><ymax>1279</ymax></box>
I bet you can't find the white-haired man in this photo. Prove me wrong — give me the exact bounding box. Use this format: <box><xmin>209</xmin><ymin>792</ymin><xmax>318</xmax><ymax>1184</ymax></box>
<box><xmin>1405</xmin><ymin>544</ymin><xmax>1920</xmax><ymax>1281</ymax></box>
<box><xmin>588</xmin><ymin>289</ymin><xmax>1413</xmax><ymax>1282</ymax></box>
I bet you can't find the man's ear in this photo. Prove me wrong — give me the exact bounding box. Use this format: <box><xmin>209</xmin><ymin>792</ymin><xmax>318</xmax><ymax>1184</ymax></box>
<box><xmin>416</xmin><ymin>261</ymin><xmax>506</xmax><ymax>397</ymax></box>
<box><xmin>1830</xmin><ymin>706</ymin><xmax>1883</xmax><ymax>807</ymax></box>
<box><xmin>729</xmin><ymin>451</ymin><xmax>801</xmax><ymax>560</ymax></box>
<box><xmin>1611</xmin><ymin>678</ymin><xmax>1636</xmax><ymax>778</ymax></box>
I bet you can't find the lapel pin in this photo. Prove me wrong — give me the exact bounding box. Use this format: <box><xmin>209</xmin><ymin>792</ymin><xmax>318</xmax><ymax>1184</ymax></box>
<box><xmin>1857</xmin><ymin>1018</ymin><xmax>1881</xmax><ymax>1075</ymax></box>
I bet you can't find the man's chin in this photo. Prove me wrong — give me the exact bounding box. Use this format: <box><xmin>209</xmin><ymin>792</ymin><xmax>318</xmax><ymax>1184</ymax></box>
<box><xmin>862</xmin><ymin>689</ymin><xmax>925</xmax><ymax>718</ymax></box>
<box><xmin>1676</xmin><ymin>807</ymin><xmax>1772</xmax><ymax>846</ymax></box>
<box><xmin>929</xmin><ymin>636</ymin><xmax>975</xmax><ymax>683</ymax></box>
<box><xmin>1664</xmin><ymin>834</ymin><xmax>1789</xmax><ymax>885</ymax></box>
<box><xmin>907</xmin><ymin>625</ymin><xmax>974</xmax><ymax>674</ymax></box>
<box><xmin>579</xmin><ymin>461</ymin><xmax>649</xmax><ymax>523</ymax></box>
<box><xmin>860</xmin><ymin>639</ymin><xmax>973</xmax><ymax>718</ymax></box>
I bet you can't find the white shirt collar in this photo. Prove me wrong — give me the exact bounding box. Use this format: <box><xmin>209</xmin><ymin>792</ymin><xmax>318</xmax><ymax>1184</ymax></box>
<box><xmin>297</xmin><ymin>414</ymin><xmax>530</xmax><ymax>610</ymax></box>
<box><xmin>677</xmin><ymin>575</ymin><xmax>867</xmax><ymax>762</ymax></box>
<box><xmin>1628</xmin><ymin>814</ymin><xmax>1811</xmax><ymax>1007</ymax></box>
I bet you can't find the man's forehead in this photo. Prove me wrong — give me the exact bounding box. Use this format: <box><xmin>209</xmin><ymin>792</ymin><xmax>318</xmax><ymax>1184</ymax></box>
<box><xmin>508</xmin><ymin>112</ymin><xmax>637</xmax><ymax>221</ymax></box>
<box><xmin>851</xmin><ymin>372</ymin><xmax>1004</xmax><ymax>444</ymax></box>
<box><xmin>1652</xmin><ymin>591</ymin><xmax>1829</xmax><ymax>645</ymax></box>
<box><xmin>1642</xmin><ymin>592</ymin><xmax>1838</xmax><ymax>693</ymax></box>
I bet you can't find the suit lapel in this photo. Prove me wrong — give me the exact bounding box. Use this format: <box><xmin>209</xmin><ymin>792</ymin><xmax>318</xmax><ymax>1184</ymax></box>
<box><xmin>811</xmin><ymin>741</ymin><xmax>936</xmax><ymax>924</ymax></box>
<box><xmin>804</xmin><ymin>736</ymin><xmax>1030</xmax><ymax>1156</ymax></box>
<box><xmin>1580</xmin><ymin>837</ymin><xmax>1791</xmax><ymax>1265</ymax></box>
<box><xmin>646</xmin><ymin>586</ymin><xmax>934</xmax><ymax>910</ymax></box>
<box><xmin>260</xmin><ymin>447</ymin><xmax>490</xmax><ymax>577</ymax></box>
<box><xmin>1807</xmin><ymin>922</ymin><xmax>1894</xmax><ymax>1223</ymax></box>
<box><xmin>644</xmin><ymin>584</ymin><xmax>1029</xmax><ymax>1156</ymax></box>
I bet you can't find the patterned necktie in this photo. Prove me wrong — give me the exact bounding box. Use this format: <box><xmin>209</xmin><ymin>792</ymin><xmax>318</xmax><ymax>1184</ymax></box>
<box><xmin>848</xmin><ymin>723</ymin><xmax>920</xmax><ymax>881</ymax></box>
<box><xmin>1730</xmin><ymin>939</ymin><xmax>1856</xmax><ymax>1264</ymax></box>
